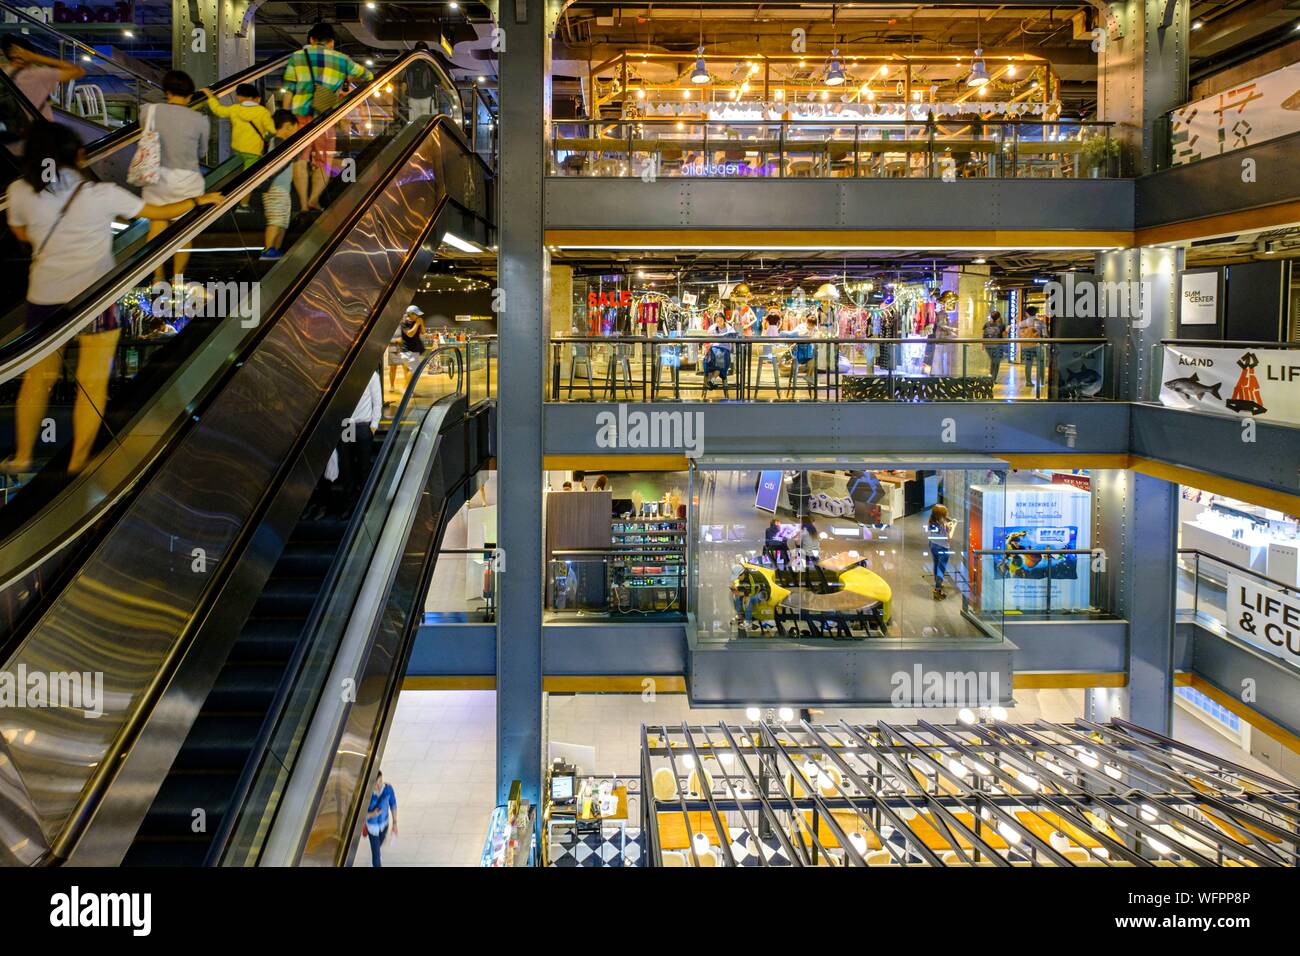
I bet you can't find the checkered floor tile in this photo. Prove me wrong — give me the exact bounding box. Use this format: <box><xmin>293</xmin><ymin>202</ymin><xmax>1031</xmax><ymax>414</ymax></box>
<box><xmin>549</xmin><ymin>827</ymin><xmax>646</xmax><ymax>867</ymax></box>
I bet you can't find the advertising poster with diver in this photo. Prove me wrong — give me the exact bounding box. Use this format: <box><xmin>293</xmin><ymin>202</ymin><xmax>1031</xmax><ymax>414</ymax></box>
<box><xmin>971</xmin><ymin>484</ymin><xmax>1093</xmax><ymax>612</ymax></box>
<box><xmin>1160</xmin><ymin>345</ymin><xmax>1300</xmax><ymax>426</ymax></box>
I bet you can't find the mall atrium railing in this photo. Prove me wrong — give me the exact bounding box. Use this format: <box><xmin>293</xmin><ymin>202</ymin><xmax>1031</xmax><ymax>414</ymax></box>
<box><xmin>1177</xmin><ymin>547</ymin><xmax>1300</xmax><ymax>679</ymax></box>
<box><xmin>550</xmin><ymin>119</ymin><xmax>1120</xmax><ymax>179</ymax></box>
<box><xmin>549</xmin><ymin>336</ymin><xmax>1111</xmax><ymax>402</ymax></box>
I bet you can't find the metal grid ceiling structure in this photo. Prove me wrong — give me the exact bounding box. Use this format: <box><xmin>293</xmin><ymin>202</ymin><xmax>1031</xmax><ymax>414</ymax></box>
<box><xmin>641</xmin><ymin>717</ymin><xmax>1299</xmax><ymax>867</ymax></box>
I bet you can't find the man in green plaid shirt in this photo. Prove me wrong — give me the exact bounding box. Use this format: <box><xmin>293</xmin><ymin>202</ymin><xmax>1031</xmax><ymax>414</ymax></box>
<box><xmin>281</xmin><ymin>22</ymin><xmax>373</xmax><ymax>211</ymax></box>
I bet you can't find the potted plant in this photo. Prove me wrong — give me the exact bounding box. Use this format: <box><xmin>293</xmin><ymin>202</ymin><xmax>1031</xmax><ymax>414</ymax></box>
<box><xmin>1081</xmin><ymin>133</ymin><xmax>1120</xmax><ymax>177</ymax></box>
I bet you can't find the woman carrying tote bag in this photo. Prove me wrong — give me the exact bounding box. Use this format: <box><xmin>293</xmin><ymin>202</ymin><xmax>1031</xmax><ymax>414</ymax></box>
<box><xmin>3</xmin><ymin>122</ymin><xmax>220</xmax><ymax>476</ymax></box>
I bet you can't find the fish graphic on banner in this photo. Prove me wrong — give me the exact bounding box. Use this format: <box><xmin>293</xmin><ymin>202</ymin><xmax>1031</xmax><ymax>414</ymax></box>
<box><xmin>1159</xmin><ymin>346</ymin><xmax>1298</xmax><ymax>423</ymax></box>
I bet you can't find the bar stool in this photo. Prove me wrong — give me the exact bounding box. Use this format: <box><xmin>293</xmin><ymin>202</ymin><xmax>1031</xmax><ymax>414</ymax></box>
<box><xmin>601</xmin><ymin>344</ymin><xmax>634</xmax><ymax>400</ymax></box>
<box><xmin>652</xmin><ymin>354</ymin><xmax>681</xmax><ymax>400</ymax></box>
<box><xmin>750</xmin><ymin>348</ymin><xmax>781</xmax><ymax>399</ymax></box>
<box><xmin>565</xmin><ymin>345</ymin><xmax>595</xmax><ymax>400</ymax></box>
<box><xmin>786</xmin><ymin>357</ymin><xmax>817</xmax><ymax>400</ymax></box>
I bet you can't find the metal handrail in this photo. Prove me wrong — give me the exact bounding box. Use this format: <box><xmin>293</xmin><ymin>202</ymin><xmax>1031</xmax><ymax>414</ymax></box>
<box><xmin>0</xmin><ymin>1</ymin><xmax>163</xmax><ymax>90</ymax></box>
<box><xmin>1177</xmin><ymin>547</ymin><xmax>1299</xmax><ymax>594</ymax></box>
<box><xmin>553</xmin><ymin>335</ymin><xmax>1107</xmax><ymax>344</ymax></box>
<box><xmin>0</xmin><ymin>49</ymin><xmax>456</xmax><ymax>386</ymax></box>
<box><xmin>554</xmin><ymin>117</ymin><xmax>1117</xmax><ymax>129</ymax></box>
<box><xmin>1161</xmin><ymin>339</ymin><xmax>1300</xmax><ymax>349</ymax></box>
<box><xmin>210</xmin><ymin>344</ymin><xmax>465</xmax><ymax>865</ymax></box>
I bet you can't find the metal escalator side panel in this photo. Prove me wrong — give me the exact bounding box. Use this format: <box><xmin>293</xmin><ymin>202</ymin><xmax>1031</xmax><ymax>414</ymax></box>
<box><xmin>0</xmin><ymin>128</ymin><xmax>451</xmax><ymax>864</ymax></box>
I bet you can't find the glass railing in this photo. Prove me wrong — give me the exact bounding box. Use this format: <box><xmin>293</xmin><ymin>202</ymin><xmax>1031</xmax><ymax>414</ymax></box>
<box><xmin>549</xmin><ymin>336</ymin><xmax>1111</xmax><ymax>402</ymax></box>
<box><xmin>219</xmin><ymin>344</ymin><xmax>466</xmax><ymax>865</ymax></box>
<box><xmin>547</xmin><ymin>547</ymin><xmax>686</xmax><ymax>618</ymax></box>
<box><xmin>550</xmin><ymin>119</ymin><xmax>1120</xmax><ymax>179</ymax></box>
<box><xmin>0</xmin><ymin>1</ymin><xmax>164</xmax><ymax>129</ymax></box>
<box><xmin>464</xmin><ymin>334</ymin><xmax>496</xmax><ymax>404</ymax></box>
<box><xmin>972</xmin><ymin>548</ymin><xmax>1110</xmax><ymax>621</ymax></box>
<box><xmin>1177</xmin><ymin>548</ymin><xmax>1300</xmax><ymax>676</ymax></box>
<box><xmin>424</xmin><ymin>546</ymin><xmax>497</xmax><ymax>623</ymax></box>
<box><xmin>0</xmin><ymin>53</ymin><xmax>462</xmax><ymax>565</ymax></box>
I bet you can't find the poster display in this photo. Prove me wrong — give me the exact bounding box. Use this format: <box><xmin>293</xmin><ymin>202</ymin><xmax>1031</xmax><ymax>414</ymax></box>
<box><xmin>1227</xmin><ymin>572</ymin><xmax>1300</xmax><ymax>669</ymax></box>
<box><xmin>1170</xmin><ymin>63</ymin><xmax>1300</xmax><ymax>165</ymax></box>
<box><xmin>970</xmin><ymin>484</ymin><xmax>1093</xmax><ymax>612</ymax></box>
<box><xmin>754</xmin><ymin>471</ymin><xmax>783</xmax><ymax>513</ymax></box>
<box><xmin>1178</xmin><ymin>270</ymin><xmax>1220</xmax><ymax>327</ymax></box>
<box><xmin>1159</xmin><ymin>345</ymin><xmax>1300</xmax><ymax>426</ymax></box>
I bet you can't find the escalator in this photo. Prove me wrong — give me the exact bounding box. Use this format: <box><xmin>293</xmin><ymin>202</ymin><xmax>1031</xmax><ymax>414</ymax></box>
<box><xmin>123</xmin><ymin>344</ymin><xmax>492</xmax><ymax>866</ymax></box>
<box><xmin>123</xmin><ymin>514</ymin><xmax>349</xmax><ymax>865</ymax></box>
<box><xmin>0</xmin><ymin>49</ymin><xmax>492</xmax><ymax>866</ymax></box>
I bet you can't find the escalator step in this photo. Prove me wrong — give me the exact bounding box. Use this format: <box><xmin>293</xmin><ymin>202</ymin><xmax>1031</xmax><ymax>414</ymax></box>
<box><xmin>250</xmin><ymin>578</ymin><xmax>325</xmax><ymax>617</ymax></box>
<box><xmin>171</xmin><ymin>715</ymin><xmax>265</xmax><ymax>771</ymax></box>
<box><xmin>133</xmin><ymin>772</ymin><xmax>237</xmax><ymax>838</ymax></box>
<box><xmin>290</xmin><ymin>518</ymin><xmax>351</xmax><ymax>542</ymax></box>
<box><xmin>230</xmin><ymin>618</ymin><xmax>304</xmax><ymax>661</ymax></box>
<box><xmin>123</xmin><ymin>837</ymin><xmax>212</xmax><ymax>868</ymax></box>
<box><xmin>273</xmin><ymin>546</ymin><xmax>338</xmax><ymax>577</ymax></box>
<box><xmin>204</xmin><ymin>663</ymin><xmax>286</xmax><ymax>713</ymax></box>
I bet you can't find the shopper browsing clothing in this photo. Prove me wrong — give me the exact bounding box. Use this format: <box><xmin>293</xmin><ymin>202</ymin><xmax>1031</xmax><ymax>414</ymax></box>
<box><xmin>281</xmin><ymin>22</ymin><xmax>373</xmax><ymax>213</ymax></box>
<box><xmin>702</xmin><ymin>313</ymin><xmax>734</xmax><ymax>390</ymax></box>
<box><xmin>2</xmin><ymin>122</ymin><xmax>221</xmax><ymax>476</ymax></box>
<box><xmin>143</xmin><ymin>70</ymin><xmax>210</xmax><ymax>285</ymax></box>
<box><xmin>364</xmin><ymin>771</ymin><xmax>398</xmax><ymax>867</ymax></box>
<box><xmin>926</xmin><ymin>503</ymin><xmax>956</xmax><ymax>599</ymax></box>
<box><xmin>259</xmin><ymin>110</ymin><xmax>300</xmax><ymax>260</ymax></box>
<box><xmin>982</xmin><ymin>310</ymin><xmax>1007</xmax><ymax>382</ymax></box>
<box><xmin>2</xmin><ymin>36</ymin><xmax>84</xmax><ymax>123</ymax></box>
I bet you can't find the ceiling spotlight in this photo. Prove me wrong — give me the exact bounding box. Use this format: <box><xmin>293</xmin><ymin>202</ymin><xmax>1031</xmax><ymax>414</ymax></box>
<box><xmin>967</xmin><ymin>48</ymin><xmax>990</xmax><ymax>87</ymax></box>
<box><xmin>774</xmin><ymin>88</ymin><xmax>785</xmax><ymax>101</ymax></box>
<box><xmin>745</xmin><ymin>706</ymin><xmax>761</xmax><ymax>721</ymax></box>
<box><xmin>957</xmin><ymin>708</ymin><xmax>976</xmax><ymax>725</ymax></box>
<box><xmin>1007</xmin><ymin>62</ymin><xmax>1017</xmax><ymax>77</ymax></box>
<box><xmin>449</xmin><ymin>0</ymin><xmax>459</xmax><ymax>7</ymax></box>
<box><xmin>365</xmin><ymin>1</ymin><xmax>377</xmax><ymax>8</ymax></box>
<box><xmin>365</xmin><ymin>58</ymin><xmax>375</xmax><ymax>67</ymax></box>
<box><xmin>636</xmin><ymin>88</ymin><xmax>645</xmax><ymax>99</ymax></box>
<box><xmin>123</xmin><ymin>29</ymin><xmax>134</xmax><ymax>37</ymax></box>
<box><xmin>681</xmin><ymin>89</ymin><xmax>691</xmax><ymax>99</ymax></box>
<box><xmin>691</xmin><ymin>46</ymin><xmax>710</xmax><ymax>84</ymax></box>
<box><xmin>476</xmin><ymin>75</ymin><xmax>486</xmax><ymax>83</ymax></box>
<box><xmin>1191</xmin><ymin>19</ymin><xmax>1203</xmax><ymax>30</ymax></box>
<box><xmin>777</xmin><ymin>707</ymin><xmax>794</xmax><ymax>722</ymax></box>
<box><xmin>825</xmin><ymin>47</ymin><xmax>845</xmax><ymax>86</ymax></box>
<box><xmin>973</xmin><ymin>257</ymin><xmax>986</xmax><ymax>264</ymax></box>
<box><xmin>989</xmin><ymin>705</ymin><xmax>1008</xmax><ymax>721</ymax></box>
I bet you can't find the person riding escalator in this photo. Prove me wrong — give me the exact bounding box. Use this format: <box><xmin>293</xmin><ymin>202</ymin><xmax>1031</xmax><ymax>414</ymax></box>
<box><xmin>1</xmin><ymin>122</ymin><xmax>221</xmax><ymax>475</ymax></box>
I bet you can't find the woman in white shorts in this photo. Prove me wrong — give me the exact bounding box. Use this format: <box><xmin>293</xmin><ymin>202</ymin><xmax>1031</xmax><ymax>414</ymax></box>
<box><xmin>142</xmin><ymin>70</ymin><xmax>210</xmax><ymax>285</ymax></box>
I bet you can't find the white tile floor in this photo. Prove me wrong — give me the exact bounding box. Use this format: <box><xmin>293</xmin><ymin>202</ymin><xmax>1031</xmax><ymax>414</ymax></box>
<box><xmin>376</xmin><ymin>686</ymin><xmax>1290</xmax><ymax>866</ymax></box>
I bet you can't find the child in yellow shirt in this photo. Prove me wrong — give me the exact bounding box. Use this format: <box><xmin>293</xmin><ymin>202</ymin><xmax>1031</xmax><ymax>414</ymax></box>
<box><xmin>203</xmin><ymin>83</ymin><xmax>274</xmax><ymax>207</ymax></box>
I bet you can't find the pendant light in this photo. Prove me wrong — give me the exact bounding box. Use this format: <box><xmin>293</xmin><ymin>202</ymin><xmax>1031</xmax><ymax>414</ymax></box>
<box><xmin>690</xmin><ymin>5</ymin><xmax>709</xmax><ymax>84</ymax></box>
<box><xmin>967</xmin><ymin>10</ymin><xmax>989</xmax><ymax>87</ymax></box>
<box><xmin>691</xmin><ymin>46</ymin><xmax>710</xmax><ymax>84</ymax></box>
<box><xmin>825</xmin><ymin>47</ymin><xmax>845</xmax><ymax>86</ymax></box>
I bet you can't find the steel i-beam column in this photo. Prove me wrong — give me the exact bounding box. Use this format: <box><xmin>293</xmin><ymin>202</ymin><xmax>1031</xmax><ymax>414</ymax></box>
<box><xmin>495</xmin><ymin>0</ymin><xmax>554</xmax><ymax>807</ymax></box>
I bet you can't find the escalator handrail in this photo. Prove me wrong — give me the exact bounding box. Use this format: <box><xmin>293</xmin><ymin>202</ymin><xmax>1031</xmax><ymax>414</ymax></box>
<box><xmin>0</xmin><ymin>48</ymin><xmax>468</xmax><ymax>386</ymax></box>
<box><xmin>0</xmin><ymin>1</ymin><xmax>165</xmax><ymax>93</ymax></box>
<box><xmin>210</xmin><ymin>344</ymin><xmax>466</xmax><ymax>865</ymax></box>
<box><xmin>254</xmin><ymin>354</ymin><xmax>474</xmax><ymax>867</ymax></box>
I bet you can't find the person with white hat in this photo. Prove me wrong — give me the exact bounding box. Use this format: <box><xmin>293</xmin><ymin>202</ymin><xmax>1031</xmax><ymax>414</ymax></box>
<box><xmin>388</xmin><ymin>304</ymin><xmax>427</xmax><ymax>393</ymax></box>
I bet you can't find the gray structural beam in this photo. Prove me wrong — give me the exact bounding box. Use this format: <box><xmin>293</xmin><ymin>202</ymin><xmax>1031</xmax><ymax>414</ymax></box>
<box><xmin>542</xmin><ymin>402</ymin><xmax>1131</xmax><ymax>457</ymax></box>
<box><xmin>1095</xmin><ymin>469</ymin><xmax>1178</xmax><ymax>732</ymax></box>
<box><xmin>494</xmin><ymin>0</ymin><xmax>554</xmax><ymax>807</ymax></box>
<box><xmin>545</xmin><ymin>178</ymin><xmax>1136</xmax><ymax>234</ymax></box>
<box><xmin>1098</xmin><ymin>0</ymin><xmax>1189</xmax><ymax>175</ymax></box>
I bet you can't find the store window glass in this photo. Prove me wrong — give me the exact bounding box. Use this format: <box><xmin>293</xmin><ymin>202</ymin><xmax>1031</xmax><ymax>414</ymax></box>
<box><xmin>1177</xmin><ymin>485</ymin><xmax>1299</xmax><ymax>670</ymax></box>
<box><xmin>543</xmin><ymin>471</ymin><xmax>689</xmax><ymax>619</ymax></box>
<box><xmin>689</xmin><ymin>458</ymin><xmax>1018</xmax><ymax>643</ymax></box>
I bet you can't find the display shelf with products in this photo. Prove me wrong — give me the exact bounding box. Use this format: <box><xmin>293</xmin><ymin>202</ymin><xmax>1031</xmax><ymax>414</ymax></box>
<box><xmin>610</xmin><ymin>517</ymin><xmax>686</xmax><ymax>612</ymax></box>
<box><xmin>1178</xmin><ymin>488</ymin><xmax>1299</xmax><ymax>585</ymax></box>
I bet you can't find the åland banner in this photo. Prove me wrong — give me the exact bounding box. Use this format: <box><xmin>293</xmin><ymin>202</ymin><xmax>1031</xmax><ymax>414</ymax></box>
<box><xmin>1159</xmin><ymin>344</ymin><xmax>1300</xmax><ymax>426</ymax></box>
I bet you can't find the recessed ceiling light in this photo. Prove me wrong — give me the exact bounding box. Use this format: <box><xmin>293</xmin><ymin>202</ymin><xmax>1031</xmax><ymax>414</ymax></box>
<box><xmin>1191</xmin><ymin>19</ymin><xmax>1203</xmax><ymax>30</ymax></box>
